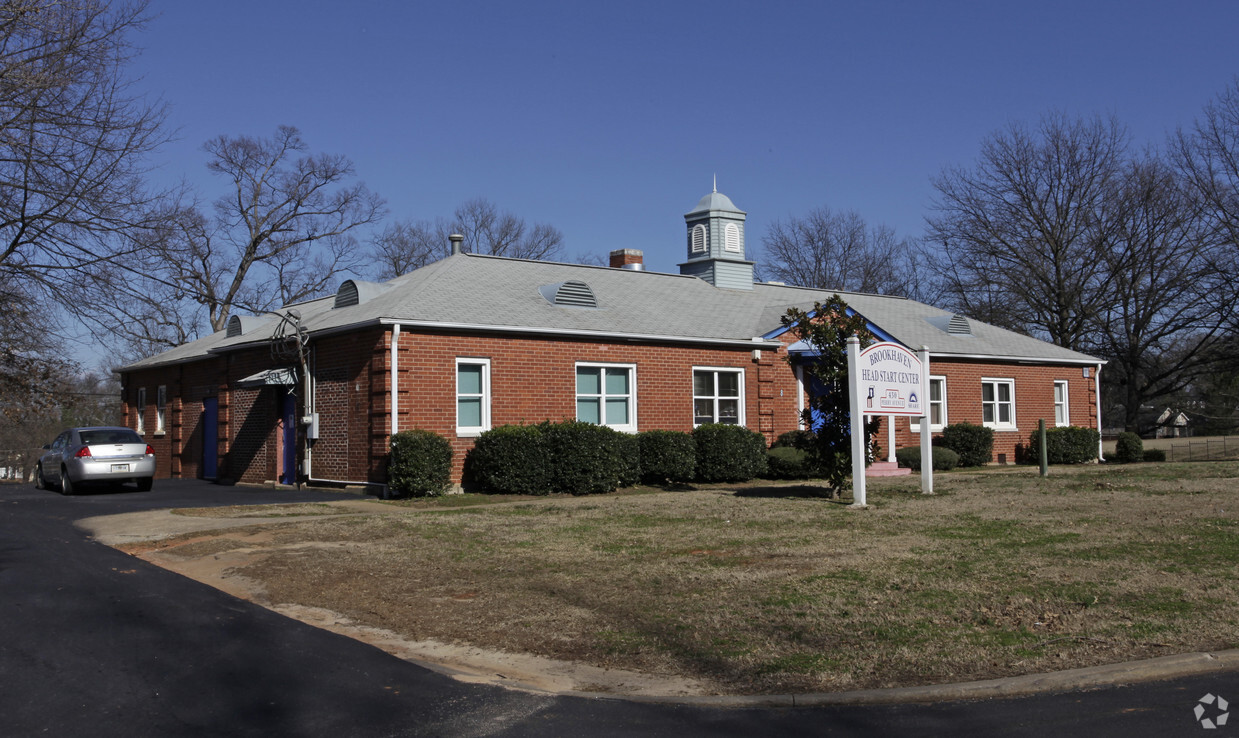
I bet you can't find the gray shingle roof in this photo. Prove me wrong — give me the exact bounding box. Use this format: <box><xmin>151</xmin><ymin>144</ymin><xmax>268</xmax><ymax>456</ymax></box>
<box><xmin>120</xmin><ymin>253</ymin><xmax>1100</xmax><ymax>371</ymax></box>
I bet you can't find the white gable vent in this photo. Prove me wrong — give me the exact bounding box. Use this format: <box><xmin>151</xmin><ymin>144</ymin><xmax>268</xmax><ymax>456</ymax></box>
<box><xmin>539</xmin><ymin>280</ymin><xmax>598</xmax><ymax>308</ymax></box>
<box><xmin>947</xmin><ymin>314</ymin><xmax>972</xmax><ymax>335</ymax></box>
<box><xmin>334</xmin><ymin>279</ymin><xmax>392</xmax><ymax>309</ymax></box>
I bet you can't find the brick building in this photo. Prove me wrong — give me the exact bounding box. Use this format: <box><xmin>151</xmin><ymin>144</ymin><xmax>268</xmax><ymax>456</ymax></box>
<box><xmin>119</xmin><ymin>188</ymin><xmax>1104</xmax><ymax>492</ymax></box>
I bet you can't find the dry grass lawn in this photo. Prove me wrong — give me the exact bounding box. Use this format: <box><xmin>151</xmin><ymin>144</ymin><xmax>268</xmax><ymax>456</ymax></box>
<box><xmin>130</xmin><ymin>461</ymin><xmax>1239</xmax><ymax>695</ymax></box>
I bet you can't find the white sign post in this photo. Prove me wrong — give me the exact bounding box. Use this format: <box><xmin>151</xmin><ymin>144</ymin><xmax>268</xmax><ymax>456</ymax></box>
<box><xmin>848</xmin><ymin>338</ymin><xmax>934</xmax><ymax>507</ymax></box>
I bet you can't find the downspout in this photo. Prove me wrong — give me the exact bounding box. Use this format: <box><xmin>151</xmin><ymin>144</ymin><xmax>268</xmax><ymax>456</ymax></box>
<box><xmin>1095</xmin><ymin>363</ymin><xmax>1104</xmax><ymax>461</ymax></box>
<box><xmin>390</xmin><ymin>324</ymin><xmax>400</xmax><ymax>437</ymax></box>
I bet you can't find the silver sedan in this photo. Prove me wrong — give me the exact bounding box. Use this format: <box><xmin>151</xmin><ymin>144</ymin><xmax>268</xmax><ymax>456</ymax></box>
<box><xmin>36</xmin><ymin>427</ymin><xmax>156</xmax><ymax>494</ymax></box>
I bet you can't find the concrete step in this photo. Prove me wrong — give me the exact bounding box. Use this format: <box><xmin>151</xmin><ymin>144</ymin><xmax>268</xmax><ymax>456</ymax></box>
<box><xmin>867</xmin><ymin>461</ymin><xmax>911</xmax><ymax>477</ymax></box>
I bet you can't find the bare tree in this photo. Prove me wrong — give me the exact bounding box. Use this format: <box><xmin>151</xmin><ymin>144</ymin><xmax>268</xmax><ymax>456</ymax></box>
<box><xmin>369</xmin><ymin>219</ymin><xmax>445</xmax><ymax>280</ymax></box>
<box><xmin>1095</xmin><ymin>156</ymin><xmax>1233</xmax><ymax>430</ymax></box>
<box><xmin>759</xmin><ymin>206</ymin><xmax>919</xmax><ymax>296</ymax></box>
<box><xmin>81</xmin><ymin>126</ymin><xmax>386</xmax><ymax>357</ymax></box>
<box><xmin>1173</xmin><ymin>77</ymin><xmax>1239</xmax><ymax>312</ymax></box>
<box><xmin>0</xmin><ymin>0</ymin><xmax>167</xmax><ymax>292</ymax></box>
<box><xmin>927</xmin><ymin>113</ymin><xmax>1128</xmax><ymax>350</ymax></box>
<box><xmin>449</xmin><ymin>197</ymin><xmax>565</xmax><ymax>260</ymax></box>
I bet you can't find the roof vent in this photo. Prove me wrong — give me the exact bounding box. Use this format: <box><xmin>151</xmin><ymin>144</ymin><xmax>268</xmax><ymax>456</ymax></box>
<box><xmin>947</xmin><ymin>314</ymin><xmax>972</xmax><ymax>335</ymax></box>
<box><xmin>334</xmin><ymin>279</ymin><xmax>392</xmax><ymax>309</ymax></box>
<box><xmin>226</xmin><ymin>314</ymin><xmax>245</xmax><ymax>338</ymax></box>
<box><xmin>539</xmin><ymin>280</ymin><xmax>598</xmax><ymax>308</ymax></box>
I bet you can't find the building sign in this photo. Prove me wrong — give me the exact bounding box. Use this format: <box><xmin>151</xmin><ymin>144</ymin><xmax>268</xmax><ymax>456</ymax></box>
<box><xmin>857</xmin><ymin>342</ymin><xmax>923</xmax><ymax>416</ymax></box>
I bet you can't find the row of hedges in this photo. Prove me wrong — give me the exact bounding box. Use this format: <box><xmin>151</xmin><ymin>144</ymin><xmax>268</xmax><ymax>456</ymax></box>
<box><xmin>1025</xmin><ymin>426</ymin><xmax>1101</xmax><ymax>464</ymax></box>
<box><xmin>468</xmin><ymin>421</ymin><xmax>768</xmax><ymax>495</ymax></box>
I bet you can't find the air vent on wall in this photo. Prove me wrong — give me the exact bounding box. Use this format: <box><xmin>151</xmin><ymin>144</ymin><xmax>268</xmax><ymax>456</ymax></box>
<box><xmin>539</xmin><ymin>280</ymin><xmax>598</xmax><ymax>308</ymax></box>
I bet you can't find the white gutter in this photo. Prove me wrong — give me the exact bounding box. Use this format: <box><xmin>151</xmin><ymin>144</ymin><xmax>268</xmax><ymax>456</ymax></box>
<box><xmin>390</xmin><ymin>323</ymin><xmax>400</xmax><ymax>437</ymax></box>
<box><xmin>1095</xmin><ymin>362</ymin><xmax>1105</xmax><ymax>461</ymax></box>
<box><xmin>927</xmin><ymin>352</ymin><xmax>1107</xmax><ymax>366</ymax></box>
<box><xmin>372</xmin><ymin>318</ymin><xmax>785</xmax><ymax>350</ymax></box>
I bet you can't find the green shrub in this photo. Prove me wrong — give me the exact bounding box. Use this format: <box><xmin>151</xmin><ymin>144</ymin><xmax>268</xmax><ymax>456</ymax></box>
<box><xmin>763</xmin><ymin>446</ymin><xmax>814</xmax><ymax>479</ymax></box>
<box><xmin>1113</xmin><ymin>432</ymin><xmax>1144</xmax><ymax>464</ymax></box>
<box><xmin>388</xmin><ymin>429</ymin><xmax>453</xmax><ymax>497</ymax></box>
<box><xmin>939</xmin><ymin>423</ymin><xmax>995</xmax><ymax>467</ymax></box>
<box><xmin>467</xmin><ymin>424</ymin><xmax>552</xmax><ymax>495</ymax></box>
<box><xmin>638</xmin><ymin>430</ymin><xmax>696</xmax><ymax>485</ymax></box>
<box><xmin>771</xmin><ymin>429</ymin><xmax>816</xmax><ymax>451</ymax></box>
<box><xmin>895</xmin><ymin>445</ymin><xmax>960</xmax><ymax>472</ymax></box>
<box><xmin>693</xmin><ymin>423</ymin><xmax>768</xmax><ymax>482</ymax></box>
<box><xmin>615</xmin><ymin>431</ymin><xmax>642</xmax><ymax>488</ymax></box>
<box><xmin>1026</xmin><ymin>426</ymin><xmax>1100</xmax><ymax>464</ymax></box>
<box><xmin>1143</xmin><ymin>448</ymin><xmax>1166</xmax><ymax>462</ymax></box>
<box><xmin>542</xmin><ymin>421</ymin><xmax>634</xmax><ymax>495</ymax></box>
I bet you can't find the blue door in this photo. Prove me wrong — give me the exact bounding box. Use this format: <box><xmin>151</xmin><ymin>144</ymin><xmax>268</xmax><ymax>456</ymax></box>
<box><xmin>202</xmin><ymin>397</ymin><xmax>218</xmax><ymax>479</ymax></box>
<box><xmin>281</xmin><ymin>393</ymin><xmax>297</xmax><ymax>485</ymax></box>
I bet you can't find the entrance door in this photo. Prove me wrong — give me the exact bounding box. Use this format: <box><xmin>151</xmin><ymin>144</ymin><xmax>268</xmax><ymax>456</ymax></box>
<box><xmin>281</xmin><ymin>393</ymin><xmax>297</xmax><ymax>485</ymax></box>
<box><xmin>202</xmin><ymin>397</ymin><xmax>218</xmax><ymax>479</ymax></box>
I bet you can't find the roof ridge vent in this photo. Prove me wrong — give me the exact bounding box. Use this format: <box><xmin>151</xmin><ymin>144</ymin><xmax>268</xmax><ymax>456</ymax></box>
<box><xmin>539</xmin><ymin>280</ymin><xmax>598</xmax><ymax>308</ymax></box>
<box><xmin>947</xmin><ymin>314</ymin><xmax>971</xmax><ymax>335</ymax></box>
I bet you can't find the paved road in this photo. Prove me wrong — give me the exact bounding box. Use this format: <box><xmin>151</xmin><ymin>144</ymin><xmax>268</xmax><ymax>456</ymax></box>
<box><xmin>1</xmin><ymin>479</ymin><xmax>1235</xmax><ymax>736</ymax></box>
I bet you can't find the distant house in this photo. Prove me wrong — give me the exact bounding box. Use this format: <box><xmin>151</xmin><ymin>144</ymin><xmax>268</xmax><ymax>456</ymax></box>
<box><xmin>119</xmin><ymin>188</ymin><xmax>1105</xmax><ymax>492</ymax></box>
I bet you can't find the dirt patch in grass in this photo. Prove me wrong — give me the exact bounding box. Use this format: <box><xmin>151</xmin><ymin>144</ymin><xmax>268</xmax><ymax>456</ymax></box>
<box><xmin>118</xmin><ymin>463</ymin><xmax>1239</xmax><ymax>696</ymax></box>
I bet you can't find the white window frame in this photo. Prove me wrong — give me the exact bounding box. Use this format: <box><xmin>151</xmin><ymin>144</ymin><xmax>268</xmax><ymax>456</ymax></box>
<box><xmin>1054</xmin><ymin>380</ymin><xmax>1070</xmax><ymax>427</ymax></box>
<box><xmin>910</xmin><ymin>376</ymin><xmax>947</xmax><ymax>433</ymax></box>
<box><xmin>136</xmin><ymin>387</ymin><xmax>146</xmax><ymax>435</ymax></box>
<box><xmin>723</xmin><ymin>222</ymin><xmax>741</xmax><ymax>252</ymax></box>
<box><xmin>981</xmin><ymin>378</ymin><xmax>1017</xmax><ymax>430</ymax></box>
<box><xmin>455</xmin><ymin>358</ymin><xmax>491</xmax><ymax>437</ymax></box>
<box><xmin>574</xmin><ymin>362</ymin><xmax>637</xmax><ymax>433</ymax></box>
<box><xmin>155</xmin><ymin>385</ymin><xmax>167</xmax><ymax>434</ymax></box>
<box><xmin>692</xmin><ymin>367</ymin><xmax>746</xmax><ymax>426</ymax></box>
<box><xmin>691</xmin><ymin>224</ymin><xmax>707</xmax><ymax>253</ymax></box>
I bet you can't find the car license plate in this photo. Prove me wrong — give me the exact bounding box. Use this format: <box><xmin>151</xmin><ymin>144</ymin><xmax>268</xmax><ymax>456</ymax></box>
<box><xmin>111</xmin><ymin>464</ymin><xmax>130</xmax><ymax>472</ymax></box>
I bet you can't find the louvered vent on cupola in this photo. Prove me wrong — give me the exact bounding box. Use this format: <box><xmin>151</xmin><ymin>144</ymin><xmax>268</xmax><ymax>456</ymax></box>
<box><xmin>226</xmin><ymin>315</ymin><xmax>245</xmax><ymax>338</ymax></box>
<box><xmin>539</xmin><ymin>280</ymin><xmax>598</xmax><ymax>308</ymax></box>
<box><xmin>947</xmin><ymin>314</ymin><xmax>972</xmax><ymax>335</ymax></box>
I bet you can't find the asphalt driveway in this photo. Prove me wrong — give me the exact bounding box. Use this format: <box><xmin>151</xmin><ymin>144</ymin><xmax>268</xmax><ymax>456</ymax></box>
<box><xmin>1</xmin><ymin>479</ymin><xmax>1235</xmax><ymax>736</ymax></box>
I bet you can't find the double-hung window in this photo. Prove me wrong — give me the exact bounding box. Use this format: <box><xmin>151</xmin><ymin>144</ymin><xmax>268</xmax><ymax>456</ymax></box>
<box><xmin>456</xmin><ymin>359</ymin><xmax>491</xmax><ymax>436</ymax></box>
<box><xmin>910</xmin><ymin>376</ymin><xmax>947</xmax><ymax>433</ymax></box>
<box><xmin>576</xmin><ymin>363</ymin><xmax>636</xmax><ymax>432</ymax></box>
<box><xmin>981</xmin><ymin>378</ymin><xmax>1016</xmax><ymax>430</ymax></box>
<box><xmin>1054</xmin><ymin>380</ymin><xmax>1070</xmax><ymax>426</ymax></box>
<box><xmin>693</xmin><ymin>368</ymin><xmax>743</xmax><ymax>425</ymax></box>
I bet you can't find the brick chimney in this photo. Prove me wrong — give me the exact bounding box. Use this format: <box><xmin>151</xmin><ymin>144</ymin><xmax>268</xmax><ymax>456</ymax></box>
<box><xmin>609</xmin><ymin>248</ymin><xmax>644</xmax><ymax>270</ymax></box>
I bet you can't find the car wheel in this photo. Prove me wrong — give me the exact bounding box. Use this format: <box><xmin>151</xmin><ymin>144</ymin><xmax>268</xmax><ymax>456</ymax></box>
<box><xmin>35</xmin><ymin>464</ymin><xmax>46</xmax><ymax>490</ymax></box>
<box><xmin>61</xmin><ymin>468</ymin><xmax>75</xmax><ymax>496</ymax></box>
<box><xmin>137</xmin><ymin>477</ymin><xmax>153</xmax><ymax>492</ymax></box>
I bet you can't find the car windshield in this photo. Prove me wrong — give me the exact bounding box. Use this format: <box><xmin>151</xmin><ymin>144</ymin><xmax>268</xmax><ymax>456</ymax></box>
<box><xmin>79</xmin><ymin>429</ymin><xmax>142</xmax><ymax>445</ymax></box>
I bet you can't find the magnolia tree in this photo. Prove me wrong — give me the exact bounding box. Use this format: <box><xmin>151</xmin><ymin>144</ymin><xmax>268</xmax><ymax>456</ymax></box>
<box><xmin>781</xmin><ymin>295</ymin><xmax>881</xmax><ymax>497</ymax></box>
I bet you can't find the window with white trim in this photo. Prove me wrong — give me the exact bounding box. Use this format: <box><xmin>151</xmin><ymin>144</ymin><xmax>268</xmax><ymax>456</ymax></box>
<box><xmin>981</xmin><ymin>378</ymin><xmax>1016</xmax><ymax>429</ymax></box>
<box><xmin>693</xmin><ymin>368</ymin><xmax>744</xmax><ymax>425</ymax></box>
<box><xmin>156</xmin><ymin>385</ymin><xmax>166</xmax><ymax>433</ymax></box>
<box><xmin>456</xmin><ymin>359</ymin><xmax>491</xmax><ymax>436</ymax></box>
<box><xmin>724</xmin><ymin>223</ymin><xmax>740</xmax><ymax>252</ymax></box>
<box><xmin>575</xmin><ymin>363</ymin><xmax>636</xmax><ymax>432</ymax></box>
<box><xmin>1054</xmin><ymin>380</ymin><xmax>1070</xmax><ymax>426</ymax></box>
<box><xmin>136</xmin><ymin>387</ymin><xmax>146</xmax><ymax>434</ymax></box>
<box><xmin>691</xmin><ymin>224</ymin><xmax>707</xmax><ymax>253</ymax></box>
<box><xmin>910</xmin><ymin>376</ymin><xmax>947</xmax><ymax>432</ymax></box>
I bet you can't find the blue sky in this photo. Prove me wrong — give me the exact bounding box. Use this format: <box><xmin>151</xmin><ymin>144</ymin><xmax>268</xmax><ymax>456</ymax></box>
<box><xmin>131</xmin><ymin>0</ymin><xmax>1238</xmax><ymax>276</ymax></box>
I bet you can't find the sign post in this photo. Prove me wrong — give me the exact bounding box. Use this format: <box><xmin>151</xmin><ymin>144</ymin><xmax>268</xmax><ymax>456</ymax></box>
<box><xmin>849</xmin><ymin>339</ymin><xmax>934</xmax><ymax>507</ymax></box>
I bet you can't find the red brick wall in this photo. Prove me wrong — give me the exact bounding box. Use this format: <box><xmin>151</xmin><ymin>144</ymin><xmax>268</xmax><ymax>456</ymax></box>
<box><xmin>886</xmin><ymin>359</ymin><xmax>1099</xmax><ymax>463</ymax></box>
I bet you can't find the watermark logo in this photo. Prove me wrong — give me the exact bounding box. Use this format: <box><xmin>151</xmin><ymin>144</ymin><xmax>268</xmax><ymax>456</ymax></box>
<box><xmin>1195</xmin><ymin>694</ymin><xmax>1229</xmax><ymax>729</ymax></box>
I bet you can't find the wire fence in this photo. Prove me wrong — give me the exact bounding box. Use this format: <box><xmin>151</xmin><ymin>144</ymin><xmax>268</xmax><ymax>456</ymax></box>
<box><xmin>1166</xmin><ymin>436</ymin><xmax>1239</xmax><ymax>462</ymax></box>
